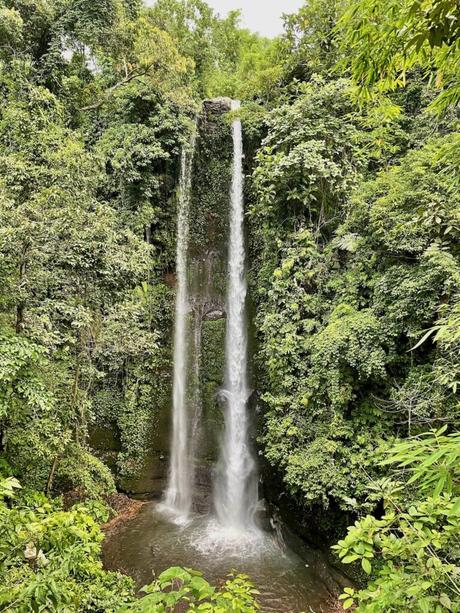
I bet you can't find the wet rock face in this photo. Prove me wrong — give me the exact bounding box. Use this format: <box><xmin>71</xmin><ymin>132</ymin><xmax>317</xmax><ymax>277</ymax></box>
<box><xmin>186</xmin><ymin>99</ymin><xmax>233</xmax><ymax>463</ymax></box>
<box><xmin>189</xmin><ymin>104</ymin><xmax>232</xmax><ymax>256</ymax></box>
<box><xmin>203</xmin><ymin>97</ymin><xmax>232</xmax><ymax>116</ymax></box>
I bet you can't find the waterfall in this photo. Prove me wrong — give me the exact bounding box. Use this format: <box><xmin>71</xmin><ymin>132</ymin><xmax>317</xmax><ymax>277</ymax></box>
<box><xmin>164</xmin><ymin>135</ymin><xmax>196</xmax><ymax>520</ymax></box>
<box><xmin>164</xmin><ymin>102</ymin><xmax>259</xmax><ymax>538</ymax></box>
<box><xmin>214</xmin><ymin>100</ymin><xmax>258</xmax><ymax>532</ymax></box>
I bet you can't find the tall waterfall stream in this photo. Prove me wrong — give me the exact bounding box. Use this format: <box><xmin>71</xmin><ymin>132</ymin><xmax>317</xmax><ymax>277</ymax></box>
<box><xmin>103</xmin><ymin>101</ymin><xmax>345</xmax><ymax>612</ymax></box>
<box><xmin>214</xmin><ymin>100</ymin><xmax>258</xmax><ymax>532</ymax></box>
<box><xmin>163</xmin><ymin>135</ymin><xmax>196</xmax><ymax>520</ymax></box>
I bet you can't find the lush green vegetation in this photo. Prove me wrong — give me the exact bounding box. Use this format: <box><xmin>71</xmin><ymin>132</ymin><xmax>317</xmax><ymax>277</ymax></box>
<box><xmin>0</xmin><ymin>0</ymin><xmax>459</xmax><ymax>611</ymax></box>
<box><xmin>334</xmin><ymin>429</ymin><xmax>460</xmax><ymax>611</ymax></box>
<box><xmin>0</xmin><ymin>475</ymin><xmax>258</xmax><ymax>611</ymax></box>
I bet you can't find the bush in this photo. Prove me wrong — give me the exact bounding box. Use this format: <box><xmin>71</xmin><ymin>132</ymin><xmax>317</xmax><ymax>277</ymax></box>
<box><xmin>333</xmin><ymin>429</ymin><xmax>460</xmax><ymax>612</ymax></box>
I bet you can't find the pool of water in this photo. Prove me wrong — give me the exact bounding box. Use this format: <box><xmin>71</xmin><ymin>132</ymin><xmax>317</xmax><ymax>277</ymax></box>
<box><xmin>103</xmin><ymin>503</ymin><xmax>345</xmax><ymax>612</ymax></box>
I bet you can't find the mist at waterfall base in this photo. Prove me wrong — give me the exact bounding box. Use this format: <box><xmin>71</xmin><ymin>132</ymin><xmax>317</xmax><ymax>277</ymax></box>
<box><xmin>103</xmin><ymin>504</ymin><xmax>339</xmax><ymax>613</ymax></box>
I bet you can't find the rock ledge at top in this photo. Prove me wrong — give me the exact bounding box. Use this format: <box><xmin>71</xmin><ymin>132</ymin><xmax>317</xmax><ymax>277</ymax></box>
<box><xmin>203</xmin><ymin>97</ymin><xmax>233</xmax><ymax>114</ymax></box>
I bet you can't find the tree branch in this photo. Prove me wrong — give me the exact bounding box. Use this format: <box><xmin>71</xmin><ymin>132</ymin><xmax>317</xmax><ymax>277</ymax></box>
<box><xmin>79</xmin><ymin>65</ymin><xmax>154</xmax><ymax>112</ymax></box>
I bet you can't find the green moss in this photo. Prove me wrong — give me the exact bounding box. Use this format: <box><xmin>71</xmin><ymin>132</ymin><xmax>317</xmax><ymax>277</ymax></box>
<box><xmin>201</xmin><ymin>318</ymin><xmax>226</xmax><ymax>424</ymax></box>
<box><xmin>189</xmin><ymin>108</ymin><xmax>233</xmax><ymax>256</ymax></box>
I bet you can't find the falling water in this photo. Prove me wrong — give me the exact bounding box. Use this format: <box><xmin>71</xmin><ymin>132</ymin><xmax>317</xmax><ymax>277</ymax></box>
<box><xmin>214</xmin><ymin>100</ymin><xmax>258</xmax><ymax>532</ymax></box>
<box><xmin>164</xmin><ymin>135</ymin><xmax>196</xmax><ymax>520</ymax></box>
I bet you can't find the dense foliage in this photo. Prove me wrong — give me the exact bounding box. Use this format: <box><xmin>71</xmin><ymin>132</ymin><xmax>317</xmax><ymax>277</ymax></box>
<box><xmin>0</xmin><ymin>0</ymin><xmax>188</xmax><ymax>491</ymax></box>
<box><xmin>0</xmin><ymin>0</ymin><xmax>283</xmax><ymax>494</ymax></box>
<box><xmin>0</xmin><ymin>0</ymin><xmax>459</xmax><ymax>611</ymax></box>
<box><xmin>334</xmin><ymin>429</ymin><xmax>460</xmax><ymax>611</ymax></box>
<box><xmin>0</xmin><ymin>476</ymin><xmax>134</xmax><ymax>611</ymax></box>
<box><xmin>0</xmin><ymin>476</ymin><xmax>258</xmax><ymax>611</ymax></box>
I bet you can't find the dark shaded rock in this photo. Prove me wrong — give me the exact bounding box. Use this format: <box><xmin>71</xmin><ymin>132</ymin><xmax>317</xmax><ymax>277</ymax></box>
<box><xmin>203</xmin><ymin>97</ymin><xmax>232</xmax><ymax>115</ymax></box>
<box><xmin>192</xmin><ymin>464</ymin><xmax>214</xmax><ymax>514</ymax></box>
<box><xmin>118</xmin><ymin>453</ymin><xmax>169</xmax><ymax>500</ymax></box>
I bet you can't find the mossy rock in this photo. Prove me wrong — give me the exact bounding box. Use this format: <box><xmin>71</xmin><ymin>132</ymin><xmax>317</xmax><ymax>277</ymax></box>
<box><xmin>189</xmin><ymin>103</ymin><xmax>233</xmax><ymax>256</ymax></box>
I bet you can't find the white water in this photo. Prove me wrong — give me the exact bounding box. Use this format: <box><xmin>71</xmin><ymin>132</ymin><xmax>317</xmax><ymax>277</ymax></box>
<box><xmin>164</xmin><ymin>136</ymin><xmax>196</xmax><ymax>521</ymax></box>
<box><xmin>213</xmin><ymin>100</ymin><xmax>259</xmax><ymax>532</ymax></box>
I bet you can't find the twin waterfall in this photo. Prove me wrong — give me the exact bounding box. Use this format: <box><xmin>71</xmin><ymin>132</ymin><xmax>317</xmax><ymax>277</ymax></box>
<box><xmin>164</xmin><ymin>101</ymin><xmax>258</xmax><ymax>534</ymax></box>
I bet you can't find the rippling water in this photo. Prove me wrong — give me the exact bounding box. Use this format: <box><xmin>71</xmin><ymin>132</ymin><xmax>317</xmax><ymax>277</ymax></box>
<box><xmin>103</xmin><ymin>503</ymin><xmax>342</xmax><ymax>612</ymax></box>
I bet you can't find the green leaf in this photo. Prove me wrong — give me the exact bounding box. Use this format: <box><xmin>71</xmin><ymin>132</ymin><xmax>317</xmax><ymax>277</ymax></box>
<box><xmin>157</xmin><ymin>567</ymin><xmax>191</xmax><ymax>583</ymax></box>
<box><xmin>409</xmin><ymin>328</ymin><xmax>437</xmax><ymax>351</ymax></box>
<box><xmin>439</xmin><ymin>593</ymin><xmax>452</xmax><ymax>609</ymax></box>
<box><xmin>449</xmin><ymin>497</ymin><xmax>460</xmax><ymax>516</ymax></box>
<box><xmin>342</xmin><ymin>554</ymin><xmax>359</xmax><ymax>563</ymax></box>
<box><xmin>419</xmin><ymin>597</ymin><xmax>432</xmax><ymax>613</ymax></box>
